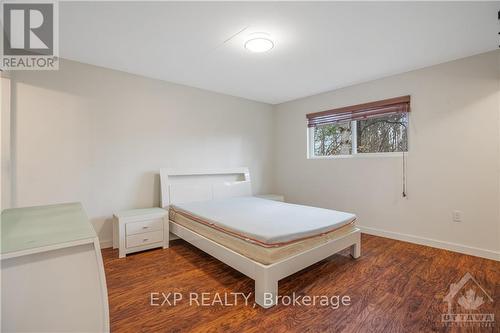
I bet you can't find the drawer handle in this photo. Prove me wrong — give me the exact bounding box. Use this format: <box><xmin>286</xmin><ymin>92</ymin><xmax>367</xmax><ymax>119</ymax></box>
<box><xmin>143</xmin><ymin>238</ymin><xmax>149</xmax><ymax>242</ymax></box>
<box><xmin>142</xmin><ymin>226</ymin><xmax>149</xmax><ymax>229</ymax></box>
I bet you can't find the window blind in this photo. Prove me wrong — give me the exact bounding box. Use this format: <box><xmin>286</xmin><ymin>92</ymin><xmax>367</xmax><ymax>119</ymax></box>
<box><xmin>306</xmin><ymin>95</ymin><xmax>411</xmax><ymax>127</ymax></box>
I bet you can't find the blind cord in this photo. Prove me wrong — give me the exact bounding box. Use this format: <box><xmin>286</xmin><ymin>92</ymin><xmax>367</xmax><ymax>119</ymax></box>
<box><xmin>402</xmin><ymin>150</ymin><xmax>407</xmax><ymax>198</ymax></box>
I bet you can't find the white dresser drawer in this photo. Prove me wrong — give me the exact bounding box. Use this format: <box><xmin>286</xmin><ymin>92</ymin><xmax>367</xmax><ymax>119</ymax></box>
<box><xmin>126</xmin><ymin>218</ymin><xmax>163</xmax><ymax>235</ymax></box>
<box><xmin>126</xmin><ymin>230</ymin><xmax>163</xmax><ymax>248</ymax></box>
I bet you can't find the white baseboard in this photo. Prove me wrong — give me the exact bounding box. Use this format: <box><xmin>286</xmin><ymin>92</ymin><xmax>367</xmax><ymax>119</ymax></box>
<box><xmin>99</xmin><ymin>227</ymin><xmax>499</xmax><ymax>261</ymax></box>
<box><xmin>358</xmin><ymin>225</ymin><xmax>500</xmax><ymax>262</ymax></box>
<box><xmin>99</xmin><ymin>239</ymin><xmax>113</xmax><ymax>249</ymax></box>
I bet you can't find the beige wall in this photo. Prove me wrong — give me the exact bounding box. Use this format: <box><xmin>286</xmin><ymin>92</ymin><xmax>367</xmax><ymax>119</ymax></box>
<box><xmin>273</xmin><ymin>50</ymin><xmax>500</xmax><ymax>260</ymax></box>
<box><xmin>1</xmin><ymin>76</ymin><xmax>11</xmax><ymax>212</ymax></box>
<box><xmin>4</xmin><ymin>52</ymin><xmax>500</xmax><ymax>260</ymax></box>
<box><xmin>6</xmin><ymin>59</ymin><xmax>274</xmax><ymax>245</ymax></box>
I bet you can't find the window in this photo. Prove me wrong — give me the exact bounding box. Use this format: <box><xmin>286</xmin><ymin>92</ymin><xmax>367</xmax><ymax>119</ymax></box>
<box><xmin>307</xmin><ymin>96</ymin><xmax>410</xmax><ymax>157</ymax></box>
<box><xmin>313</xmin><ymin>121</ymin><xmax>352</xmax><ymax>156</ymax></box>
<box><xmin>356</xmin><ymin>113</ymin><xmax>408</xmax><ymax>153</ymax></box>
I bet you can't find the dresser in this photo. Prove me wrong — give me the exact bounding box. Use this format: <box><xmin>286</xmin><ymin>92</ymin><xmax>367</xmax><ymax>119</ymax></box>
<box><xmin>113</xmin><ymin>207</ymin><xmax>168</xmax><ymax>258</ymax></box>
<box><xmin>1</xmin><ymin>203</ymin><xmax>109</xmax><ymax>332</ymax></box>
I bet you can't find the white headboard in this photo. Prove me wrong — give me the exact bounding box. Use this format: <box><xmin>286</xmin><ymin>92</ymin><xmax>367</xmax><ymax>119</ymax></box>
<box><xmin>159</xmin><ymin>168</ymin><xmax>252</xmax><ymax>208</ymax></box>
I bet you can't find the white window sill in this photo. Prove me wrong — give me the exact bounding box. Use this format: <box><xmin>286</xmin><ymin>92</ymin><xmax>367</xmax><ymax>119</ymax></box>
<box><xmin>308</xmin><ymin>152</ymin><xmax>407</xmax><ymax>160</ymax></box>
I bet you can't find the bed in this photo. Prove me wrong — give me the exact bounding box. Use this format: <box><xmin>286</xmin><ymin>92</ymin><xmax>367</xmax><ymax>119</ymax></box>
<box><xmin>160</xmin><ymin>168</ymin><xmax>361</xmax><ymax>308</ymax></box>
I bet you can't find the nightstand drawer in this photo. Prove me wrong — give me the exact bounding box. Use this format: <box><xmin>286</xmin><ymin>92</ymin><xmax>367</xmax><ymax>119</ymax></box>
<box><xmin>126</xmin><ymin>230</ymin><xmax>163</xmax><ymax>248</ymax></box>
<box><xmin>126</xmin><ymin>218</ymin><xmax>163</xmax><ymax>235</ymax></box>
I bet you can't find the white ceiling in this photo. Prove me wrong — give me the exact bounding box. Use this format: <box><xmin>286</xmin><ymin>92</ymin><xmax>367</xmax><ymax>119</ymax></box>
<box><xmin>60</xmin><ymin>2</ymin><xmax>499</xmax><ymax>104</ymax></box>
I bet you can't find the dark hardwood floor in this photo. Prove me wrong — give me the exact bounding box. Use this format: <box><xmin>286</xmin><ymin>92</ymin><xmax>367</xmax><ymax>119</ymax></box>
<box><xmin>102</xmin><ymin>234</ymin><xmax>499</xmax><ymax>333</ymax></box>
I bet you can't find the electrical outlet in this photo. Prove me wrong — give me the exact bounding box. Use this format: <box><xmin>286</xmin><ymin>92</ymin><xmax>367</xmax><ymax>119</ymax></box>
<box><xmin>452</xmin><ymin>210</ymin><xmax>462</xmax><ymax>223</ymax></box>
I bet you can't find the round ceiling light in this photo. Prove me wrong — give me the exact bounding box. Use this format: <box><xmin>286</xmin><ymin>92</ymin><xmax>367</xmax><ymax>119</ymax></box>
<box><xmin>244</xmin><ymin>33</ymin><xmax>274</xmax><ymax>53</ymax></box>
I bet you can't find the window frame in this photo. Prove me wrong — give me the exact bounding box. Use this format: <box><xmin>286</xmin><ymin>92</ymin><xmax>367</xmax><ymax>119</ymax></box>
<box><xmin>307</xmin><ymin>116</ymin><xmax>409</xmax><ymax>159</ymax></box>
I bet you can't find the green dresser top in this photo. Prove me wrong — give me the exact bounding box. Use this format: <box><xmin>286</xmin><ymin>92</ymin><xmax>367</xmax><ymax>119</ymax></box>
<box><xmin>1</xmin><ymin>202</ymin><xmax>96</xmax><ymax>256</ymax></box>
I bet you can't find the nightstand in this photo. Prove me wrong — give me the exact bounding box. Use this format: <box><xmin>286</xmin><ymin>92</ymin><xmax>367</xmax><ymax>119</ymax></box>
<box><xmin>255</xmin><ymin>194</ymin><xmax>285</xmax><ymax>202</ymax></box>
<box><xmin>113</xmin><ymin>208</ymin><xmax>168</xmax><ymax>258</ymax></box>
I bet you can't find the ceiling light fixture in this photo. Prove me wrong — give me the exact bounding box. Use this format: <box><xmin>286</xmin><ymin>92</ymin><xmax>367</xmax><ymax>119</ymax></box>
<box><xmin>244</xmin><ymin>33</ymin><xmax>274</xmax><ymax>53</ymax></box>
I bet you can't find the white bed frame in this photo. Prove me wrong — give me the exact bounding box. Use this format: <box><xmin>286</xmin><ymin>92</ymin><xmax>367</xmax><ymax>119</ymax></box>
<box><xmin>160</xmin><ymin>167</ymin><xmax>361</xmax><ymax>308</ymax></box>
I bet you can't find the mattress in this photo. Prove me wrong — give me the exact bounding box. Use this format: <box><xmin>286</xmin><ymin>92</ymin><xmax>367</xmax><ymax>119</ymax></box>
<box><xmin>170</xmin><ymin>210</ymin><xmax>357</xmax><ymax>265</ymax></box>
<box><xmin>170</xmin><ymin>196</ymin><xmax>356</xmax><ymax>247</ymax></box>
<box><xmin>169</xmin><ymin>196</ymin><xmax>357</xmax><ymax>264</ymax></box>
